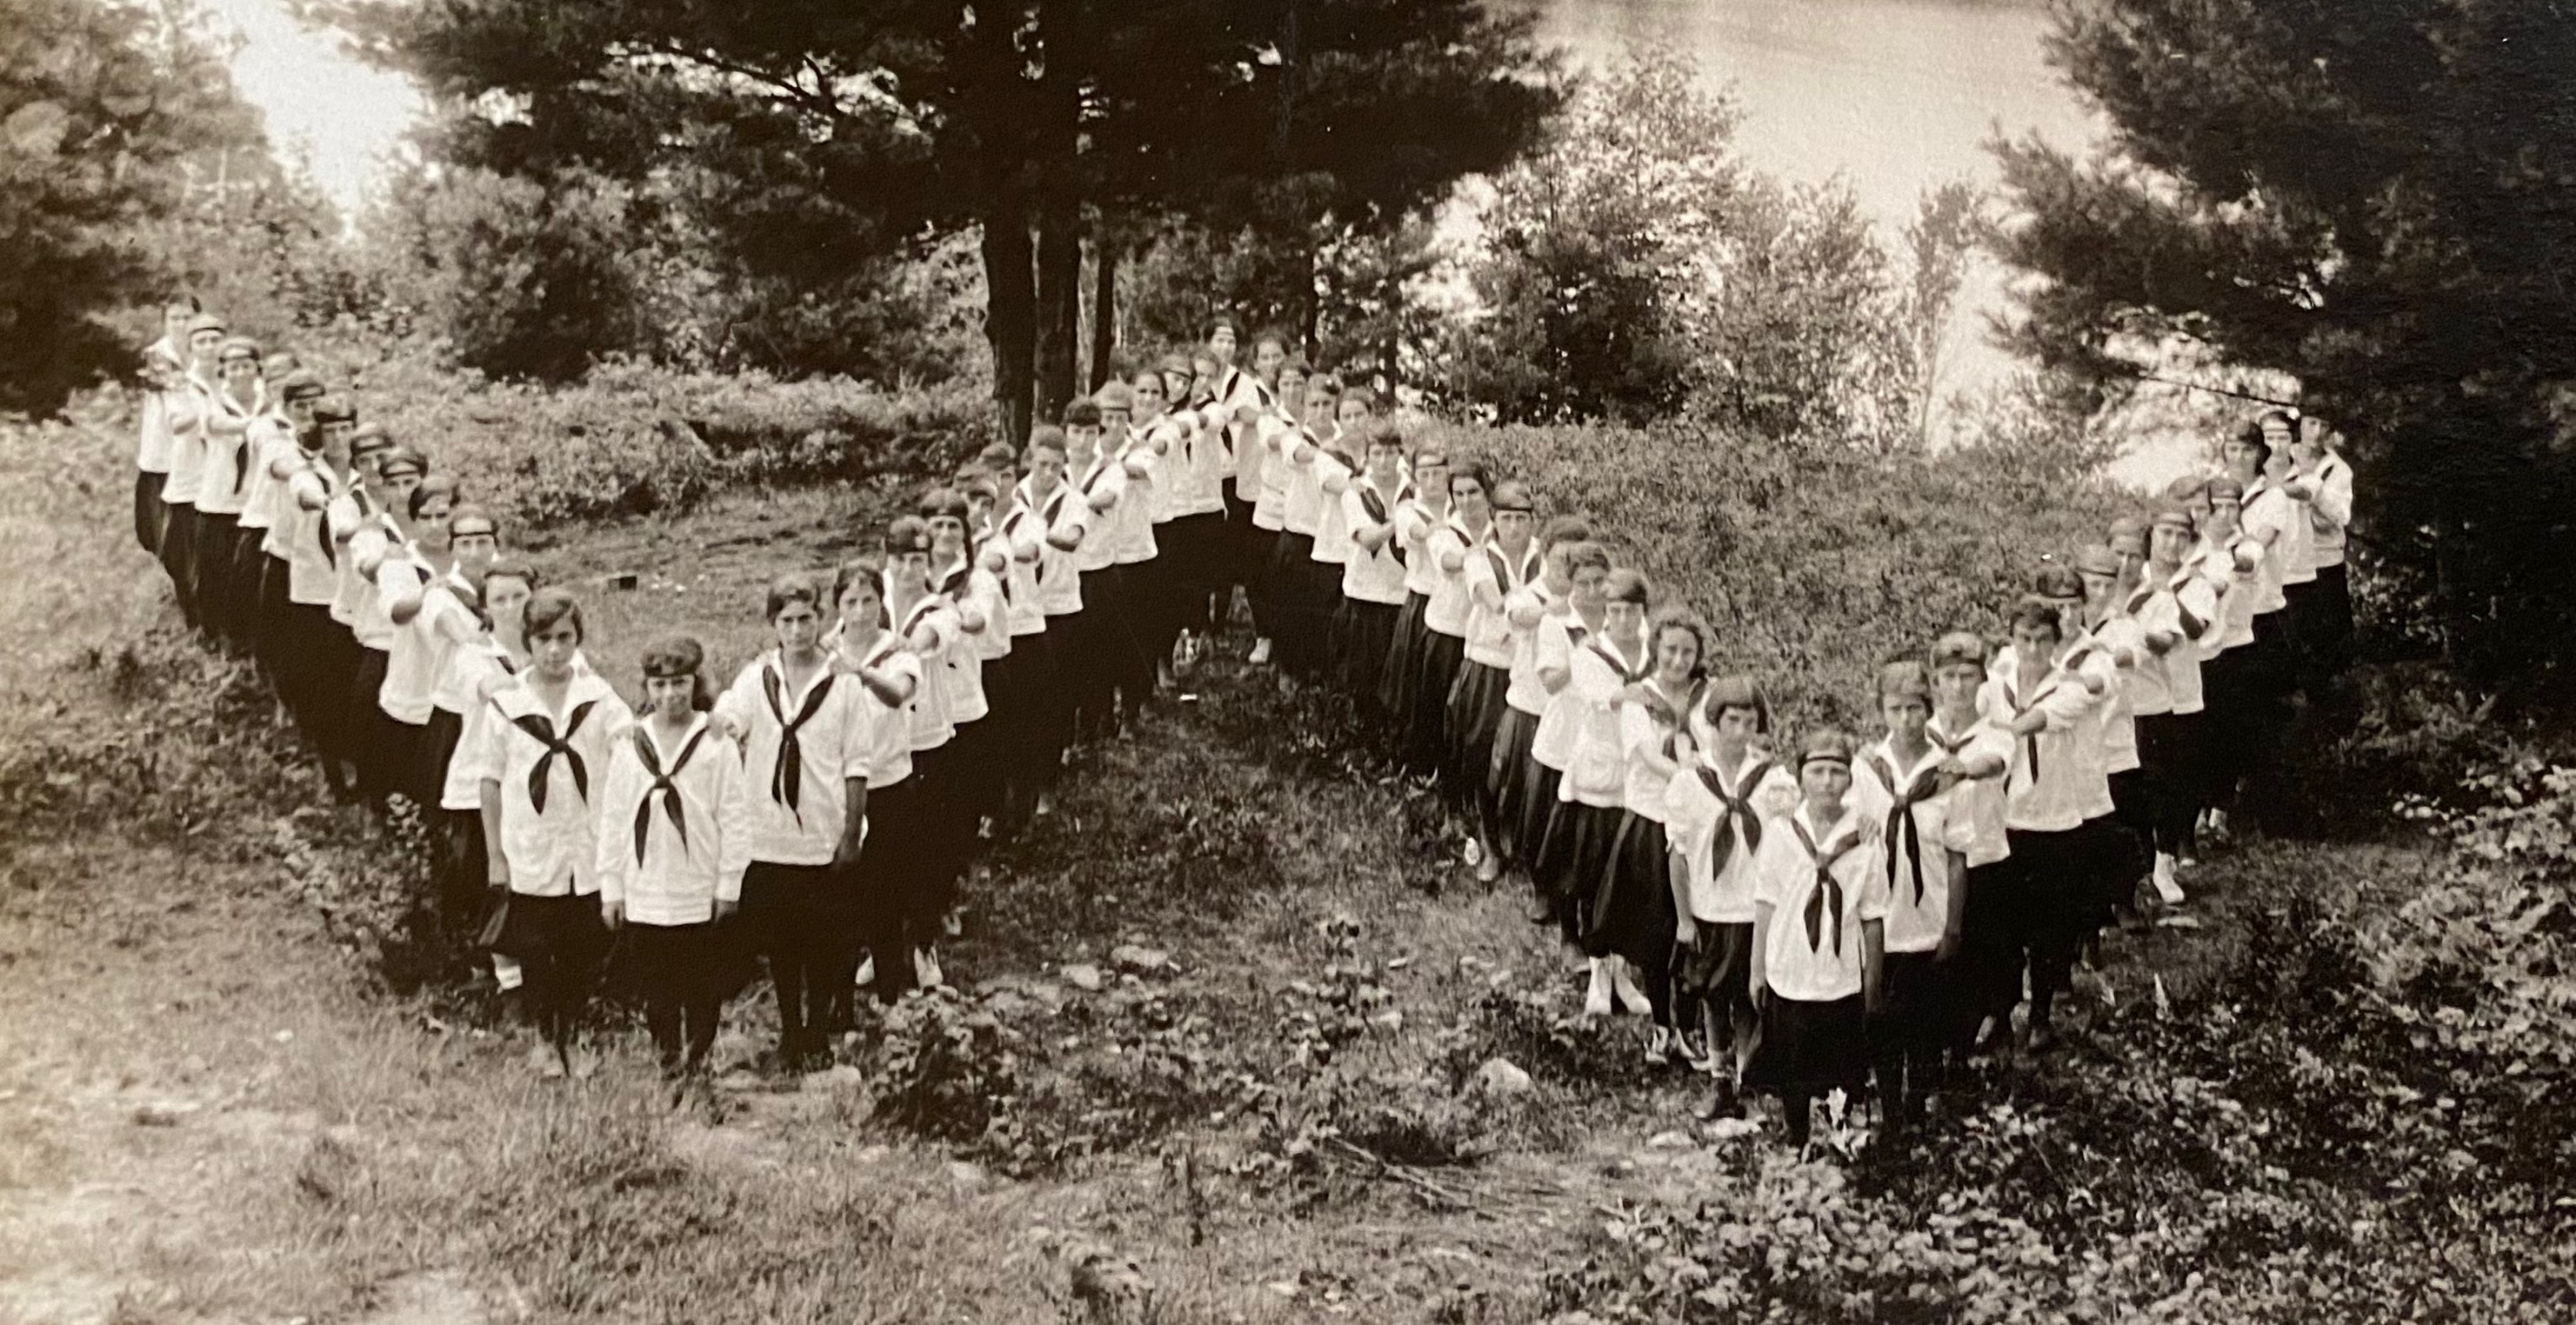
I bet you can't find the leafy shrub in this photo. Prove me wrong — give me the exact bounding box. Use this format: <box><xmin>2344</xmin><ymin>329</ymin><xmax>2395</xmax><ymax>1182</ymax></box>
<box><xmin>1545</xmin><ymin>849</ymin><xmax>2576</xmax><ymax>1324</ymax></box>
<box><xmin>364</xmin><ymin>164</ymin><xmax>650</xmax><ymax>383</ymax></box>
<box><xmin>285</xmin><ymin>350</ymin><xmax>992</xmax><ymax>530</ymax></box>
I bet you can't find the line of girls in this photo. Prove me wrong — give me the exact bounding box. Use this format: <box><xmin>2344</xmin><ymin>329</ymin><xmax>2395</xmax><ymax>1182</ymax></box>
<box><xmin>122</xmin><ymin>301</ymin><xmax>1429</xmax><ymax>1081</ymax></box>
<box><xmin>1238</xmin><ymin>383</ymin><xmax>2355</xmax><ymax>1145</ymax></box>
<box><xmin>126</xmin><ymin>296</ymin><xmax>2357</xmax><ymax>1129</ymax></box>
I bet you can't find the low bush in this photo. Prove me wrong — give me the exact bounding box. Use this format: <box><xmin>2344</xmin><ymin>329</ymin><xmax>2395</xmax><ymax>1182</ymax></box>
<box><xmin>1419</xmin><ymin>419</ymin><xmax>2126</xmax><ymax>729</ymax></box>
<box><xmin>1544</xmin><ymin>842</ymin><xmax>2576</xmax><ymax>1324</ymax></box>
<box><xmin>277</xmin><ymin>349</ymin><xmax>994</xmax><ymax>531</ymax></box>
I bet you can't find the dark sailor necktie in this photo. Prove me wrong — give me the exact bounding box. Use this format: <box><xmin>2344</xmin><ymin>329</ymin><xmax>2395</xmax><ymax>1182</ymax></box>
<box><xmin>511</xmin><ymin>699</ymin><xmax>598</xmax><ymax>816</ymax></box>
<box><xmin>761</xmin><ymin>663</ymin><xmax>837</xmax><ymax>822</ymax></box>
<box><xmin>1865</xmin><ymin>753</ymin><xmax>1945</xmax><ymax>905</ymax></box>
<box><xmin>1791</xmin><ymin>818</ymin><xmax>1860</xmax><ymax>954</ymax></box>
<box><xmin>631</xmin><ymin>724</ymin><xmax>710</xmax><ymax>863</ymax></box>
<box><xmin>1694</xmin><ymin>758</ymin><xmax>1774</xmax><ymax>882</ymax></box>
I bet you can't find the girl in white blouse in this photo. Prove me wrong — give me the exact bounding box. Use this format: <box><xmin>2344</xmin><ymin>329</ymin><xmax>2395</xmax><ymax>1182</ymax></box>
<box><xmin>467</xmin><ymin>589</ymin><xmax>635</xmax><ymax>1077</ymax></box>
<box><xmin>595</xmin><ymin>636</ymin><xmax>746</xmax><ymax>1082</ymax></box>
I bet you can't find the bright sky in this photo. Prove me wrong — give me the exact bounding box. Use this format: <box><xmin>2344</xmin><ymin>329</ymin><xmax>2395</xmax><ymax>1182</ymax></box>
<box><xmin>205</xmin><ymin>0</ymin><xmax>421</xmax><ymax>215</ymax></box>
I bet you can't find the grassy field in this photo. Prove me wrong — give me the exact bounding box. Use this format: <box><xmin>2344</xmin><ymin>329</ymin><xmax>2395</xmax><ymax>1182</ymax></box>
<box><xmin>4</xmin><ymin>404</ymin><xmax>2571</xmax><ymax>1324</ymax></box>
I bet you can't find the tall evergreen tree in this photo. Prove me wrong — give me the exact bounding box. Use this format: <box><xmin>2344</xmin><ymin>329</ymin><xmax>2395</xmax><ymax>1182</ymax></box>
<box><xmin>340</xmin><ymin>0</ymin><xmax>1556</xmax><ymax>437</ymax></box>
<box><xmin>1992</xmin><ymin>0</ymin><xmax>2576</xmax><ymax>681</ymax></box>
<box><xmin>0</xmin><ymin>0</ymin><xmax>267</xmax><ymax>413</ymax></box>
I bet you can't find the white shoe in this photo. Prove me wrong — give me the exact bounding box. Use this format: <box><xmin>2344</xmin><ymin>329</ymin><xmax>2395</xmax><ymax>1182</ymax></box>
<box><xmin>1582</xmin><ymin>958</ymin><xmax>1613</xmax><ymax>1017</ymax></box>
<box><xmin>1610</xmin><ymin>958</ymin><xmax>1653</xmax><ymax>1017</ymax></box>
<box><xmin>1462</xmin><ymin>838</ymin><xmax>1485</xmax><ymax>868</ymax></box>
<box><xmin>1247</xmin><ymin>637</ymin><xmax>1273</xmax><ymax>666</ymax></box>
<box><xmin>2151</xmin><ymin>853</ymin><xmax>2186</xmax><ymax>906</ymax></box>
<box><xmin>914</xmin><ymin>948</ymin><xmax>944</xmax><ymax>989</ymax></box>
<box><xmin>854</xmin><ymin>955</ymin><xmax>876</xmax><ymax>989</ymax></box>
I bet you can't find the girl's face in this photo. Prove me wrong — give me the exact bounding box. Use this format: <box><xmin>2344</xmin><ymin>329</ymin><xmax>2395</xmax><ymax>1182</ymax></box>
<box><xmin>1277</xmin><ymin>370</ymin><xmax>1307</xmax><ymax>413</ymax></box>
<box><xmin>188</xmin><ymin>330</ymin><xmax>224</xmax><ymax>363</ymax></box>
<box><xmin>222</xmin><ymin>356</ymin><xmax>259</xmax><ymax>386</ymax></box>
<box><xmin>324</xmin><ymin>422</ymin><xmax>356</xmax><ymax>456</ymax></box>
<box><xmin>1414</xmin><ymin>463</ymin><xmax>1449</xmax><ymax>501</ymax></box>
<box><xmin>965</xmin><ymin>492</ymin><xmax>995</xmax><ymax>526</ymax></box>
<box><xmin>1066</xmin><ymin>423</ymin><xmax>1102</xmax><ymax>455</ymax></box>
<box><xmin>1492</xmin><ymin>509</ymin><xmax>1533</xmax><ymax>549</ymax></box>
<box><xmin>928</xmin><ymin>516</ymin><xmax>968</xmax><ymax>556</ymax></box>
<box><xmin>414</xmin><ymin>495</ymin><xmax>455</xmax><ymax>552</ymax></box>
<box><xmin>379</xmin><ymin>469</ymin><xmax>422</xmax><ymax>509</ymax></box>
<box><xmin>774</xmin><ymin>599</ymin><xmax>823</xmax><ymax>653</ymax></box>
<box><xmin>2223</xmin><ymin>439</ymin><xmax>2264</xmax><ymax>481</ymax></box>
<box><xmin>1210</xmin><ymin>328</ymin><xmax>1238</xmax><ymax>364</ymax></box>
<box><xmin>1652</xmin><ymin>624</ymin><xmax>1699</xmax><ymax>681</ymax></box>
<box><xmin>2260</xmin><ymin>417</ymin><xmax>2296</xmax><ymax>454</ymax></box>
<box><xmin>645</xmin><ymin>674</ymin><xmax>697</xmax><ymax>719</ymax></box>
<box><xmin>451</xmin><ymin>525</ymin><xmax>498</xmax><ymax>572</ymax></box>
<box><xmin>1882</xmin><ymin>694</ymin><xmax>1930</xmax><ymax>745</ymax></box>
<box><xmin>1100</xmin><ymin>408</ymin><xmax>1131</xmax><ymax>445</ymax></box>
<box><xmin>1932</xmin><ymin>662</ymin><xmax>1983</xmax><ymax>712</ymax></box>
<box><xmin>285</xmin><ymin>395</ymin><xmax>317</xmax><ymax>429</ymax></box>
<box><xmin>1367</xmin><ymin>443</ymin><xmax>1405</xmax><ymax>479</ymax></box>
<box><xmin>1451</xmin><ymin>476</ymin><xmax>1489</xmax><ymax>522</ymax></box>
<box><xmin>1711</xmin><ymin>705</ymin><xmax>1762</xmax><ymax>749</ymax></box>
<box><xmin>2078</xmin><ymin>570</ymin><xmax>2117</xmax><ymax>610</ymax></box>
<box><xmin>891</xmin><ymin>551</ymin><xmax>931</xmax><ymax>593</ymax></box>
<box><xmin>1800</xmin><ymin>761</ymin><xmax>1853</xmax><ymax>807</ymax></box>
<box><xmin>1251</xmin><ymin>337</ymin><xmax>1285</xmax><ymax>379</ymax></box>
<box><xmin>163</xmin><ymin>306</ymin><xmax>192</xmax><ymax>341</ymax></box>
<box><xmin>484</xmin><ymin>576</ymin><xmax>532</xmax><ymax>640</ymax></box>
<box><xmin>1131</xmin><ymin>375</ymin><xmax>1166</xmax><ymax>416</ymax></box>
<box><xmin>1189</xmin><ymin>363</ymin><xmax>1218</xmax><ymax>400</ymax></box>
<box><xmin>1336</xmin><ymin>398</ymin><xmax>1369</xmax><ymax>428</ymax></box>
<box><xmin>1163</xmin><ymin>370</ymin><xmax>1193</xmax><ymax>404</ymax></box>
<box><xmin>1569</xmin><ymin>565</ymin><xmax>1609</xmax><ymax>609</ymax></box>
<box><xmin>2206</xmin><ymin>498</ymin><xmax>2242</xmax><ymax>537</ymax></box>
<box><xmin>834</xmin><ymin>585</ymin><xmax>880</xmax><ymax>633</ymax></box>
<box><xmin>2151</xmin><ymin>523</ymin><xmax>2192</xmax><ymax>567</ymax></box>
<box><xmin>1029</xmin><ymin>449</ymin><xmax>1067</xmax><ymax>489</ymax></box>
<box><xmin>530</xmin><ymin>620</ymin><xmax>581</xmax><ymax>677</ymax></box>
<box><xmin>2112</xmin><ymin>538</ymin><xmax>2147</xmax><ymax>584</ymax></box>
<box><xmin>1603</xmin><ymin>598</ymin><xmax>1645</xmax><ymax>640</ymax></box>
<box><xmin>2011</xmin><ymin>619</ymin><xmax>2060</xmax><ymax>662</ymax></box>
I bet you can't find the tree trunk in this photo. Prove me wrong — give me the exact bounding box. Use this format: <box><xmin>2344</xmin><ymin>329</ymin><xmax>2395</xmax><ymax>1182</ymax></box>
<box><xmin>1089</xmin><ymin>233</ymin><xmax>1119</xmax><ymax>391</ymax></box>
<box><xmin>981</xmin><ymin>198</ymin><xmax>1038</xmax><ymax>444</ymax></box>
<box><xmin>1035</xmin><ymin>179</ymin><xmax>1082</xmax><ymax>423</ymax></box>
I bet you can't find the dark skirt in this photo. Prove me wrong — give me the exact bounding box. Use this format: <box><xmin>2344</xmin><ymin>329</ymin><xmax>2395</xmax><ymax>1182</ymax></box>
<box><xmin>1535</xmin><ymin>797</ymin><xmax>1622</xmax><ymax>945</ymax></box>
<box><xmin>1513</xmin><ymin>751</ymin><xmax>1565</xmax><ymax>876</ymax></box>
<box><xmin>159</xmin><ymin>502</ymin><xmax>199</xmax><ymax>622</ymax></box>
<box><xmin>1378</xmin><ymin>591</ymin><xmax>1431</xmax><ymax>722</ymax></box>
<box><xmin>1446</xmin><ymin>659</ymin><xmax>1512</xmax><ymax>813</ymax></box>
<box><xmin>134</xmin><ymin>468</ymin><xmax>165</xmax><ymax>555</ymax></box>
<box><xmin>1331</xmin><ymin>596</ymin><xmax>1402</xmax><ymax>706</ymax></box>
<box><xmin>1404</xmin><ymin>629</ymin><xmax>1466</xmax><ymax>779</ymax></box>
<box><xmin>2134</xmin><ymin>710</ymin><xmax>2201</xmax><ymax>858</ymax></box>
<box><xmin>2001</xmin><ymin>827</ymin><xmax>2090</xmax><ymax>1001</ymax></box>
<box><xmin>191</xmin><ymin>509</ymin><xmax>240</xmax><ymax>645</ymax></box>
<box><xmin>1487</xmin><ymin>707</ymin><xmax>1543</xmax><ymax>855</ymax></box>
<box><xmin>1873</xmin><ymin>949</ymin><xmax>1952</xmax><ymax>1062</ymax></box>
<box><xmin>1586</xmin><ymin>811</ymin><xmax>1676</xmax><ymax>968</ymax></box>
<box><xmin>1674</xmin><ymin>920</ymin><xmax>1757</xmax><ymax>1027</ymax></box>
<box><xmin>418</xmin><ymin>707</ymin><xmax>467</xmax><ymax>814</ymax></box>
<box><xmin>492</xmin><ymin>889</ymin><xmax>607</xmax><ymax>965</ymax></box>
<box><xmin>1265</xmin><ymin>533</ymin><xmax>1319</xmax><ymax>664</ymax></box>
<box><xmin>2286</xmin><ymin>565</ymin><xmax>2355</xmax><ymax>689</ymax></box>
<box><xmin>1745</xmin><ymin>994</ymin><xmax>1870</xmax><ymax>1095</ymax></box>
